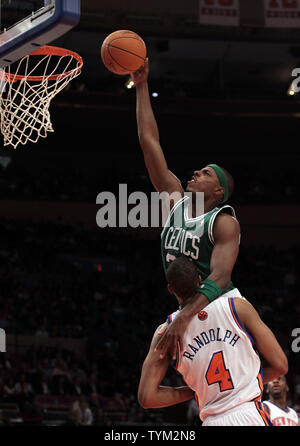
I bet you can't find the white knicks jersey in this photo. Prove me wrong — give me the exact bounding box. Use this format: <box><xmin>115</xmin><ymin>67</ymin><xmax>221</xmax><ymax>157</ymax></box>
<box><xmin>263</xmin><ymin>401</ymin><xmax>299</xmax><ymax>426</ymax></box>
<box><xmin>169</xmin><ymin>296</ymin><xmax>263</xmax><ymax>422</ymax></box>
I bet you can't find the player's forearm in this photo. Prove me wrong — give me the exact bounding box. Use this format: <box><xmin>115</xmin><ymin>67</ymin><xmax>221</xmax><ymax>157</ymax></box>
<box><xmin>207</xmin><ymin>269</ymin><xmax>231</xmax><ymax>295</ymax></box>
<box><xmin>178</xmin><ymin>293</ymin><xmax>210</xmax><ymax>323</ymax></box>
<box><xmin>136</xmin><ymin>82</ymin><xmax>160</xmax><ymax>146</ymax></box>
<box><xmin>139</xmin><ymin>386</ymin><xmax>194</xmax><ymax>409</ymax></box>
<box><xmin>176</xmin><ymin>275</ymin><xmax>229</xmax><ymax>326</ymax></box>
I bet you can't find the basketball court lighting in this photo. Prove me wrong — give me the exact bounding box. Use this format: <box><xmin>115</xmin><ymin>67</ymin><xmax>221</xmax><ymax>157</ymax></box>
<box><xmin>287</xmin><ymin>84</ymin><xmax>296</xmax><ymax>96</ymax></box>
<box><xmin>125</xmin><ymin>79</ymin><xmax>135</xmax><ymax>89</ymax></box>
<box><xmin>287</xmin><ymin>75</ymin><xmax>300</xmax><ymax>96</ymax></box>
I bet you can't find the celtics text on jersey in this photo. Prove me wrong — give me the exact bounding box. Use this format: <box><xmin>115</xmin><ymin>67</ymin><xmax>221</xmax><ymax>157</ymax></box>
<box><xmin>161</xmin><ymin>196</ymin><xmax>238</xmax><ymax>294</ymax></box>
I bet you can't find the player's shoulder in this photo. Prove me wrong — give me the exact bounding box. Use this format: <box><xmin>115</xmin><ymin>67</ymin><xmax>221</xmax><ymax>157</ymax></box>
<box><xmin>262</xmin><ymin>400</ymin><xmax>271</xmax><ymax>407</ymax></box>
<box><xmin>214</xmin><ymin>208</ymin><xmax>239</xmax><ymax>225</ymax></box>
<box><xmin>262</xmin><ymin>401</ymin><xmax>271</xmax><ymax>413</ymax></box>
<box><xmin>214</xmin><ymin>204</ymin><xmax>236</xmax><ymax>218</ymax></box>
<box><xmin>229</xmin><ymin>297</ymin><xmax>257</xmax><ymax>326</ymax></box>
<box><xmin>231</xmin><ymin>296</ymin><xmax>254</xmax><ymax>312</ymax></box>
<box><xmin>288</xmin><ymin>406</ymin><xmax>299</xmax><ymax>417</ymax></box>
<box><xmin>213</xmin><ymin>210</ymin><xmax>240</xmax><ymax>238</ymax></box>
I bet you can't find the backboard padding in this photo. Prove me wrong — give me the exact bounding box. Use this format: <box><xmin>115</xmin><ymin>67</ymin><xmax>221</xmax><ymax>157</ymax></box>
<box><xmin>0</xmin><ymin>0</ymin><xmax>80</xmax><ymax>68</ymax></box>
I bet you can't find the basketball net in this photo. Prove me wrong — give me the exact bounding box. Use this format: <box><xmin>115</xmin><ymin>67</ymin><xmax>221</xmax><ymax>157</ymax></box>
<box><xmin>0</xmin><ymin>46</ymin><xmax>83</xmax><ymax>149</ymax></box>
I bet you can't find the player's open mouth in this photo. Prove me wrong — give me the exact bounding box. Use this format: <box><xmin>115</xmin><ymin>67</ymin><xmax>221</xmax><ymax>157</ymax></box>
<box><xmin>188</xmin><ymin>176</ymin><xmax>196</xmax><ymax>184</ymax></box>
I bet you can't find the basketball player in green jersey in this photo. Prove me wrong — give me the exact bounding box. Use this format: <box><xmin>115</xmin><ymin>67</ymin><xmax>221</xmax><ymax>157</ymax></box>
<box><xmin>131</xmin><ymin>59</ymin><xmax>240</xmax><ymax>360</ymax></box>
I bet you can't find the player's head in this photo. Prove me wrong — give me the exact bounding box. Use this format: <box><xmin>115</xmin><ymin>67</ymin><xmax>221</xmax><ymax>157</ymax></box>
<box><xmin>266</xmin><ymin>375</ymin><xmax>289</xmax><ymax>400</ymax></box>
<box><xmin>186</xmin><ymin>164</ymin><xmax>234</xmax><ymax>206</ymax></box>
<box><xmin>165</xmin><ymin>256</ymin><xmax>201</xmax><ymax>304</ymax></box>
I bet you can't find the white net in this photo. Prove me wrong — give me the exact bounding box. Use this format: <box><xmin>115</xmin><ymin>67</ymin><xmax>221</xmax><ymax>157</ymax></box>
<box><xmin>0</xmin><ymin>46</ymin><xmax>83</xmax><ymax>149</ymax></box>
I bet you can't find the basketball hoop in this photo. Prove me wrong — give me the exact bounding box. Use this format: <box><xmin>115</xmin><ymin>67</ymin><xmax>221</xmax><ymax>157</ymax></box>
<box><xmin>0</xmin><ymin>46</ymin><xmax>83</xmax><ymax>149</ymax></box>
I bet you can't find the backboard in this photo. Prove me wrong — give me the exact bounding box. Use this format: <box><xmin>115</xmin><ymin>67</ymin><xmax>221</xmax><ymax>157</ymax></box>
<box><xmin>0</xmin><ymin>0</ymin><xmax>80</xmax><ymax>68</ymax></box>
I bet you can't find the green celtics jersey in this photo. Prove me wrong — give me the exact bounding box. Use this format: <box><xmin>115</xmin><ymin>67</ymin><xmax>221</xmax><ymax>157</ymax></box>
<box><xmin>161</xmin><ymin>196</ymin><xmax>237</xmax><ymax>294</ymax></box>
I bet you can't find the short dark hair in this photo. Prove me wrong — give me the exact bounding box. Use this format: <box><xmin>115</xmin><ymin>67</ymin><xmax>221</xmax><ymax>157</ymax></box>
<box><xmin>166</xmin><ymin>256</ymin><xmax>199</xmax><ymax>301</ymax></box>
<box><xmin>220</xmin><ymin>166</ymin><xmax>234</xmax><ymax>200</ymax></box>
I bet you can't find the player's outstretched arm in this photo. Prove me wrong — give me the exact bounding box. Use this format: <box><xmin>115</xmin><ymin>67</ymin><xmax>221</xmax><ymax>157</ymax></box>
<box><xmin>234</xmin><ymin>298</ymin><xmax>288</xmax><ymax>383</ymax></box>
<box><xmin>131</xmin><ymin>59</ymin><xmax>184</xmax><ymax>200</ymax></box>
<box><xmin>138</xmin><ymin>323</ymin><xmax>194</xmax><ymax>409</ymax></box>
<box><xmin>155</xmin><ymin>213</ymin><xmax>240</xmax><ymax>359</ymax></box>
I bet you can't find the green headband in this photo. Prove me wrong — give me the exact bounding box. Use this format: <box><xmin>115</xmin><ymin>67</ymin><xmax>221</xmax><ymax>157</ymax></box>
<box><xmin>207</xmin><ymin>164</ymin><xmax>229</xmax><ymax>203</ymax></box>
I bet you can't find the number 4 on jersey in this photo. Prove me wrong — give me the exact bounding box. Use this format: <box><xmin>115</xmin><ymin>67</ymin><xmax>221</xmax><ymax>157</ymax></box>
<box><xmin>205</xmin><ymin>351</ymin><xmax>234</xmax><ymax>392</ymax></box>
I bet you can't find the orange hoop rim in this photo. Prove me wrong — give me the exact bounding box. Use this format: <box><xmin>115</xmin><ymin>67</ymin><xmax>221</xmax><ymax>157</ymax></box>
<box><xmin>4</xmin><ymin>45</ymin><xmax>83</xmax><ymax>83</ymax></box>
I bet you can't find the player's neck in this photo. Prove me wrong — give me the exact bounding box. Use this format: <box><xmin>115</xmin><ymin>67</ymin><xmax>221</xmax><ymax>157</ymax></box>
<box><xmin>191</xmin><ymin>199</ymin><xmax>218</xmax><ymax>218</ymax></box>
<box><xmin>270</xmin><ymin>395</ymin><xmax>287</xmax><ymax>411</ymax></box>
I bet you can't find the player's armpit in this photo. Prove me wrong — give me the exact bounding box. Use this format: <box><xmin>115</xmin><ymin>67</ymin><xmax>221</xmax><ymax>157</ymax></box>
<box><xmin>143</xmin><ymin>144</ymin><xmax>184</xmax><ymax>197</ymax></box>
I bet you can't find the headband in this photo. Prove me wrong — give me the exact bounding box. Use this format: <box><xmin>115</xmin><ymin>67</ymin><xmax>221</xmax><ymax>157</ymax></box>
<box><xmin>207</xmin><ymin>164</ymin><xmax>229</xmax><ymax>203</ymax></box>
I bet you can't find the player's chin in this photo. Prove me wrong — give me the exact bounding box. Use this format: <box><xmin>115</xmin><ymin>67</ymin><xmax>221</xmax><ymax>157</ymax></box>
<box><xmin>186</xmin><ymin>184</ymin><xmax>196</xmax><ymax>194</ymax></box>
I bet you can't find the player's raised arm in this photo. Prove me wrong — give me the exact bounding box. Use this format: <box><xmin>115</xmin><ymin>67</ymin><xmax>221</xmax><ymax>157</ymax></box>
<box><xmin>233</xmin><ymin>298</ymin><xmax>288</xmax><ymax>383</ymax></box>
<box><xmin>131</xmin><ymin>59</ymin><xmax>184</xmax><ymax>199</ymax></box>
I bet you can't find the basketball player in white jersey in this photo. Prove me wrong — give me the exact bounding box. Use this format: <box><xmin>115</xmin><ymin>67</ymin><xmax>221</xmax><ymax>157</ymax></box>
<box><xmin>138</xmin><ymin>256</ymin><xmax>288</xmax><ymax>426</ymax></box>
<box><xmin>263</xmin><ymin>375</ymin><xmax>299</xmax><ymax>426</ymax></box>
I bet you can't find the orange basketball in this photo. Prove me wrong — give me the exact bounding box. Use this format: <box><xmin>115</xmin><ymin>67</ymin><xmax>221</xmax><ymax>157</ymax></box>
<box><xmin>101</xmin><ymin>30</ymin><xmax>147</xmax><ymax>75</ymax></box>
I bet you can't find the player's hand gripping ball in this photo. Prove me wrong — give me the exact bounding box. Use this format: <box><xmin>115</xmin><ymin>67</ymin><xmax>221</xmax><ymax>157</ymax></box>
<box><xmin>101</xmin><ymin>30</ymin><xmax>147</xmax><ymax>75</ymax></box>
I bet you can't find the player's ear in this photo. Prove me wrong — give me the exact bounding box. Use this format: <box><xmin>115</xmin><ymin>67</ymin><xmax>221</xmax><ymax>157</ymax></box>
<box><xmin>167</xmin><ymin>284</ymin><xmax>173</xmax><ymax>294</ymax></box>
<box><xmin>198</xmin><ymin>274</ymin><xmax>202</xmax><ymax>286</ymax></box>
<box><xmin>214</xmin><ymin>186</ymin><xmax>224</xmax><ymax>202</ymax></box>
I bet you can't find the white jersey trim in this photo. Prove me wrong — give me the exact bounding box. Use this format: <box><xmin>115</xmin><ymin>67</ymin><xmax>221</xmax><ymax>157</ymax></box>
<box><xmin>208</xmin><ymin>205</ymin><xmax>237</xmax><ymax>246</ymax></box>
<box><xmin>160</xmin><ymin>195</ymin><xmax>186</xmax><ymax>239</ymax></box>
<box><xmin>184</xmin><ymin>202</ymin><xmax>213</xmax><ymax>223</ymax></box>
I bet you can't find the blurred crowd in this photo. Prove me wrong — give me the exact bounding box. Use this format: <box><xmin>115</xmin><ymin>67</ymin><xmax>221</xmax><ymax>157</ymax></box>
<box><xmin>0</xmin><ymin>217</ymin><xmax>299</xmax><ymax>425</ymax></box>
<box><xmin>0</xmin><ymin>157</ymin><xmax>298</xmax><ymax>205</ymax></box>
<box><xmin>0</xmin><ymin>344</ymin><xmax>164</xmax><ymax>426</ymax></box>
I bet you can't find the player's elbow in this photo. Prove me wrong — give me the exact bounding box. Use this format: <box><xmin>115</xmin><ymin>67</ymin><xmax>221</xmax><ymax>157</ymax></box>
<box><xmin>273</xmin><ymin>354</ymin><xmax>289</xmax><ymax>378</ymax></box>
<box><xmin>279</xmin><ymin>356</ymin><xmax>289</xmax><ymax>376</ymax></box>
<box><xmin>137</xmin><ymin>388</ymin><xmax>152</xmax><ymax>409</ymax></box>
<box><xmin>138</xmin><ymin>384</ymin><xmax>160</xmax><ymax>409</ymax></box>
<box><xmin>138</xmin><ymin>397</ymin><xmax>151</xmax><ymax>410</ymax></box>
<box><xmin>139</xmin><ymin>133</ymin><xmax>159</xmax><ymax>152</ymax></box>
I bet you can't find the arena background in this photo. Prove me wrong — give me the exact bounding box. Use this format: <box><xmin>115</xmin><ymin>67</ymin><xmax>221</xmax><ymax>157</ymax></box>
<box><xmin>0</xmin><ymin>0</ymin><xmax>299</xmax><ymax>426</ymax></box>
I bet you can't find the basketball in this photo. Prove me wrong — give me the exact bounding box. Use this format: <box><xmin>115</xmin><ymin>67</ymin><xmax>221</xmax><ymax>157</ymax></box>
<box><xmin>101</xmin><ymin>30</ymin><xmax>147</xmax><ymax>75</ymax></box>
